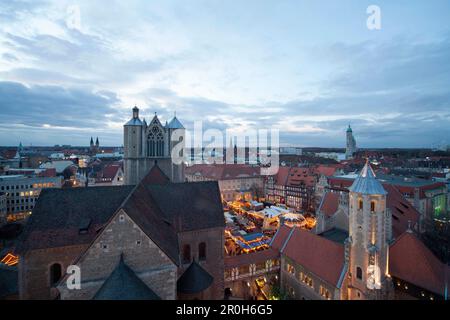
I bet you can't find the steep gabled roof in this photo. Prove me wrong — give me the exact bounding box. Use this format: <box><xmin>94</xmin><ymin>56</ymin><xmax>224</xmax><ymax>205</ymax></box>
<box><xmin>94</xmin><ymin>255</ymin><xmax>161</xmax><ymax>300</ymax></box>
<box><xmin>389</xmin><ymin>231</ymin><xmax>448</xmax><ymax>296</ymax></box>
<box><xmin>16</xmin><ymin>186</ymin><xmax>135</xmax><ymax>253</ymax></box>
<box><xmin>177</xmin><ymin>261</ymin><xmax>213</xmax><ymax>294</ymax></box>
<box><xmin>319</xmin><ymin>192</ymin><xmax>340</xmax><ymax>217</ymax></box>
<box><xmin>144</xmin><ymin>181</ymin><xmax>225</xmax><ymax>232</ymax></box>
<box><xmin>140</xmin><ymin>163</ymin><xmax>170</xmax><ymax>185</ymax></box>
<box><xmin>270</xmin><ymin>225</ymin><xmax>292</xmax><ymax>251</ymax></box>
<box><xmin>282</xmin><ymin>228</ymin><xmax>345</xmax><ymax>287</ymax></box>
<box><xmin>383</xmin><ymin>184</ymin><xmax>420</xmax><ymax>237</ymax></box>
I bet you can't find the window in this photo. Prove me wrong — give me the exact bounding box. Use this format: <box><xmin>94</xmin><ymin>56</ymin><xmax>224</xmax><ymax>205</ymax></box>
<box><xmin>182</xmin><ymin>244</ymin><xmax>191</xmax><ymax>264</ymax></box>
<box><xmin>148</xmin><ymin>126</ymin><xmax>164</xmax><ymax>157</ymax></box>
<box><xmin>320</xmin><ymin>286</ymin><xmax>331</xmax><ymax>300</ymax></box>
<box><xmin>50</xmin><ymin>263</ymin><xmax>62</xmax><ymax>286</ymax></box>
<box><xmin>356</xmin><ymin>267</ymin><xmax>363</xmax><ymax>280</ymax></box>
<box><xmin>370</xmin><ymin>201</ymin><xmax>375</xmax><ymax>212</ymax></box>
<box><xmin>198</xmin><ymin>242</ymin><xmax>206</xmax><ymax>261</ymax></box>
<box><xmin>358</xmin><ymin>199</ymin><xmax>363</xmax><ymax>210</ymax></box>
<box><xmin>286</xmin><ymin>263</ymin><xmax>295</xmax><ymax>275</ymax></box>
<box><xmin>119</xmin><ymin>214</ymin><xmax>125</xmax><ymax>222</ymax></box>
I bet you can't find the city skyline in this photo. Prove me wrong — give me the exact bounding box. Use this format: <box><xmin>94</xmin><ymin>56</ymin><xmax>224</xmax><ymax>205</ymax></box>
<box><xmin>0</xmin><ymin>0</ymin><xmax>449</xmax><ymax>148</ymax></box>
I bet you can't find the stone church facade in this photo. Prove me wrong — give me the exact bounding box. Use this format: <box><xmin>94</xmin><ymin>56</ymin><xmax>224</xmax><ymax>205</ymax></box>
<box><xmin>124</xmin><ymin>106</ymin><xmax>185</xmax><ymax>185</ymax></box>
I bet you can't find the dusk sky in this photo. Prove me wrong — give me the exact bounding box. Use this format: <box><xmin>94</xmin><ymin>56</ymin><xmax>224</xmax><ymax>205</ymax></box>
<box><xmin>0</xmin><ymin>0</ymin><xmax>449</xmax><ymax>148</ymax></box>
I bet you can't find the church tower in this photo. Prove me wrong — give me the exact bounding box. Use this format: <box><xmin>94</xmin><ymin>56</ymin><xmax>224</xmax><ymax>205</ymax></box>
<box><xmin>345</xmin><ymin>125</ymin><xmax>357</xmax><ymax>159</ymax></box>
<box><xmin>124</xmin><ymin>106</ymin><xmax>185</xmax><ymax>185</ymax></box>
<box><xmin>348</xmin><ymin>160</ymin><xmax>392</xmax><ymax>300</ymax></box>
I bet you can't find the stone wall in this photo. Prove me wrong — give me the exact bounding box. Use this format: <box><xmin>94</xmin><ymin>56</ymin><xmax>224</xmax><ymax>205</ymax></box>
<box><xmin>58</xmin><ymin>210</ymin><xmax>177</xmax><ymax>300</ymax></box>
<box><xmin>19</xmin><ymin>244</ymin><xmax>87</xmax><ymax>300</ymax></box>
<box><xmin>177</xmin><ymin>227</ymin><xmax>225</xmax><ymax>300</ymax></box>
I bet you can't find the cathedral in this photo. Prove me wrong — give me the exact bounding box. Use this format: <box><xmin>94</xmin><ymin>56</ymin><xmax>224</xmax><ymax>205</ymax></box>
<box><xmin>345</xmin><ymin>125</ymin><xmax>357</xmax><ymax>159</ymax></box>
<box><xmin>124</xmin><ymin>106</ymin><xmax>185</xmax><ymax>185</ymax></box>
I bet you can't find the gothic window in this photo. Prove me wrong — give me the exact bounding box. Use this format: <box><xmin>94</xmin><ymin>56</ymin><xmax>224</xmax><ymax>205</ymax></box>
<box><xmin>50</xmin><ymin>263</ymin><xmax>62</xmax><ymax>286</ymax></box>
<box><xmin>370</xmin><ymin>201</ymin><xmax>376</xmax><ymax>212</ymax></box>
<box><xmin>199</xmin><ymin>242</ymin><xmax>207</xmax><ymax>261</ymax></box>
<box><xmin>148</xmin><ymin>126</ymin><xmax>164</xmax><ymax>157</ymax></box>
<box><xmin>356</xmin><ymin>267</ymin><xmax>363</xmax><ymax>280</ymax></box>
<box><xmin>182</xmin><ymin>244</ymin><xmax>191</xmax><ymax>264</ymax></box>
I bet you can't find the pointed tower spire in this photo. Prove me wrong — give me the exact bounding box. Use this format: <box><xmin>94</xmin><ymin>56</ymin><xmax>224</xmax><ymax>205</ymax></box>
<box><xmin>348</xmin><ymin>160</ymin><xmax>387</xmax><ymax>195</ymax></box>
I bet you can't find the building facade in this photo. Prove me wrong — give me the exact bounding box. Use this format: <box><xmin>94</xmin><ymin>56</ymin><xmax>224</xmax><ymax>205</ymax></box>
<box><xmin>0</xmin><ymin>174</ymin><xmax>62</xmax><ymax>222</ymax></box>
<box><xmin>0</xmin><ymin>192</ymin><xmax>6</xmax><ymax>225</ymax></box>
<box><xmin>185</xmin><ymin>164</ymin><xmax>264</xmax><ymax>202</ymax></box>
<box><xmin>265</xmin><ymin>167</ymin><xmax>316</xmax><ymax>212</ymax></box>
<box><xmin>345</xmin><ymin>125</ymin><xmax>357</xmax><ymax>160</ymax></box>
<box><xmin>124</xmin><ymin>107</ymin><xmax>185</xmax><ymax>185</ymax></box>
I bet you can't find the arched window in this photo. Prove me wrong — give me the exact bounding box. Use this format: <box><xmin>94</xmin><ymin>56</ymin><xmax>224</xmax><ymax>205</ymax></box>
<box><xmin>50</xmin><ymin>263</ymin><xmax>62</xmax><ymax>286</ymax></box>
<box><xmin>182</xmin><ymin>244</ymin><xmax>191</xmax><ymax>264</ymax></box>
<box><xmin>356</xmin><ymin>267</ymin><xmax>363</xmax><ymax>280</ymax></box>
<box><xmin>148</xmin><ymin>126</ymin><xmax>164</xmax><ymax>157</ymax></box>
<box><xmin>358</xmin><ymin>199</ymin><xmax>363</xmax><ymax>210</ymax></box>
<box><xmin>199</xmin><ymin>242</ymin><xmax>207</xmax><ymax>261</ymax></box>
<box><xmin>370</xmin><ymin>201</ymin><xmax>376</xmax><ymax>212</ymax></box>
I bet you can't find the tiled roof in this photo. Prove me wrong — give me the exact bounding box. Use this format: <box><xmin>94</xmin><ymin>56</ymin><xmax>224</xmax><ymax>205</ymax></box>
<box><xmin>177</xmin><ymin>261</ymin><xmax>213</xmax><ymax>294</ymax></box>
<box><xmin>282</xmin><ymin>228</ymin><xmax>345</xmax><ymax>287</ymax></box>
<box><xmin>383</xmin><ymin>184</ymin><xmax>420</xmax><ymax>237</ymax></box>
<box><xmin>94</xmin><ymin>255</ymin><xmax>160</xmax><ymax>300</ymax></box>
<box><xmin>314</xmin><ymin>165</ymin><xmax>337</xmax><ymax>177</ymax></box>
<box><xmin>389</xmin><ymin>232</ymin><xmax>449</xmax><ymax>296</ymax></box>
<box><xmin>349</xmin><ymin>162</ymin><xmax>387</xmax><ymax>195</ymax></box>
<box><xmin>319</xmin><ymin>192</ymin><xmax>340</xmax><ymax>217</ymax></box>
<box><xmin>16</xmin><ymin>186</ymin><xmax>135</xmax><ymax>253</ymax></box>
<box><xmin>140</xmin><ymin>163</ymin><xmax>170</xmax><ymax>185</ymax></box>
<box><xmin>270</xmin><ymin>225</ymin><xmax>293</xmax><ymax>251</ymax></box>
<box><xmin>144</xmin><ymin>181</ymin><xmax>225</xmax><ymax>232</ymax></box>
<box><xmin>100</xmin><ymin>164</ymin><xmax>122</xmax><ymax>181</ymax></box>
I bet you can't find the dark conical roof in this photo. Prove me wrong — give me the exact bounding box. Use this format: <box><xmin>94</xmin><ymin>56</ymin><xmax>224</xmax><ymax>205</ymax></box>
<box><xmin>94</xmin><ymin>255</ymin><xmax>161</xmax><ymax>300</ymax></box>
<box><xmin>177</xmin><ymin>261</ymin><xmax>213</xmax><ymax>294</ymax></box>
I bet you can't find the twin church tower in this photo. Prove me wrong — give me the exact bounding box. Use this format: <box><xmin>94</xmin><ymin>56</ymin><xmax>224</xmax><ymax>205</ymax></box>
<box><xmin>123</xmin><ymin>106</ymin><xmax>185</xmax><ymax>185</ymax></box>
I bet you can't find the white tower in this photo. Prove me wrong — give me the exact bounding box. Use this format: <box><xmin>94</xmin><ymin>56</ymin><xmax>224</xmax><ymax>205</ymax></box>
<box><xmin>348</xmin><ymin>160</ymin><xmax>392</xmax><ymax>300</ymax></box>
<box><xmin>346</xmin><ymin>125</ymin><xmax>357</xmax><ymax>159</ymax></box>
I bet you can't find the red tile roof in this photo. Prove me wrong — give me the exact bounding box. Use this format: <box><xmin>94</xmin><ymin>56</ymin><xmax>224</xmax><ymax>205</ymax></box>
<box><xmin>39</xmin><ymin>168</ymin><xmax>57</xmax><ymax>178</ymax></box>
<box><xmin>389</xmin><ymin>232</ymin><xmax>449</xmax><ymax>296</ymax></box>
<box><xmin>314</xmin><ymin>165</ymin><xmax>337</xmax><ymax>177</ymax></box>
<box><xmin>271</xmin><ymin>167</ymin><xmax>317</xmax><ymax>188</ymax></box>
<box><xmin>282</xmin><ymin>228</ymin><xmax>345</xmax><ymax>287</ymax></box>
<box><xmin>140</xmin><ymin>164</ymin><xmax>170</xmax><ymax>185</ymax></box>
<box><xmin>101</xmin><ymin>164</ymin><xmax>122</xmax><ymax>181</ymax></box>
<box><xmin>319</xmin><ymin>192</ymin><xmax>340</xmax><ymax>217</ymax></box>
<box><xmin>270</xmin><ymin>225</ymin><xmax>292</xmax><ymax>251</ymax></box>
<box><xmin>383</xmin><ymin>184</ymin><xmax>420</xmax><ymax>237</ymax></box>
<box><xmin>328</xmin><ymin>177</ymin><xmax>353</xmax><ymax>189</ymax></box>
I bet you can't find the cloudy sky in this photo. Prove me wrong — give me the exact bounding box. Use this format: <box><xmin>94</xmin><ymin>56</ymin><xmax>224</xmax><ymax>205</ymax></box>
<box><xmin>0</xmin><ymin>0</ymin><xmax>449</xmax><ymax>148</ymax></box>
